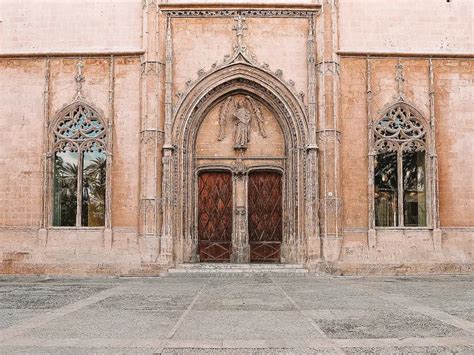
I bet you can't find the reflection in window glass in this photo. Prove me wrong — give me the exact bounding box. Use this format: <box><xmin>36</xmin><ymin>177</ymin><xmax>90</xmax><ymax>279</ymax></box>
<box><xmin>52</xmin><ymin>104</ymin><xmax>107</xmax><ymax>227</ymax></box>
<box><xmin>82</xmin><ymin>151</ymin><xmax>106</xmax><ymax>227</ymax></box>
<box><xmin>53</xmin><ymin>151</ymin><xmax>78</xmax><ymax>226</ymax></box>
<box><xmin>375</xmin><ymin>152</ymin><xmax>398</xmax><ymax>227</ymax></box>
<box><xmin>403</xmin><ymin>151</ymin><xmax>426</xmax><ymax>226</ymax></box>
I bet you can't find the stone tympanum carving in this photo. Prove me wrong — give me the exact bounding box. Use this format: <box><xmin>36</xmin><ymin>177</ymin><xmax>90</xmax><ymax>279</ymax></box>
<box><xmin>218</xmin><ymin>95</ymin><xmax>267</xmax><ymax>150</ymax></box>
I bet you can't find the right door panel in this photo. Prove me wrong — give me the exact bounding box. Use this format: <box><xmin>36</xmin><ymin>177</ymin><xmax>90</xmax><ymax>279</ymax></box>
<box><xmin>248</xmin><ymin>170</ymin><xmax>282</xmax><ymax>262</ymax></box>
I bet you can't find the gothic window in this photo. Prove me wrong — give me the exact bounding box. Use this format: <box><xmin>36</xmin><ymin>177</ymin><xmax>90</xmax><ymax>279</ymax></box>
<box><xmin>374</xmin><ymin>104</ymin><xmax>427</xmax><ymax>227</ymax></box>
<box><xmin>52</xmin><ymin>104</ymin><xmax>107</xmax><ymax>227</ymax></box>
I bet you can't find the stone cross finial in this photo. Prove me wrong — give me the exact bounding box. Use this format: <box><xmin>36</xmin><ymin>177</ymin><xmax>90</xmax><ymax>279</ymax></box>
<box><xmin>233</xmin><ymin>15</ymin><xmax>248</xmax><ymax>51</ymax></box>
<box><xmin>395</xmin><ymin>59</ymin><xmax>405</xmax><ymax>98</ymax></box>
<box><xmin>75</xmin><ymin>60</ymin><xmax>85</xmax><ymax>98</ymax></box>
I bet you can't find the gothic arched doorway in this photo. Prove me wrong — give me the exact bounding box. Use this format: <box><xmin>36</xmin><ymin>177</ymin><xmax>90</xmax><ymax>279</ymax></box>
<box><xmin>161</xmin><ymin>64</ymin><xmax>317</xmax><ymax>265</ymax></box>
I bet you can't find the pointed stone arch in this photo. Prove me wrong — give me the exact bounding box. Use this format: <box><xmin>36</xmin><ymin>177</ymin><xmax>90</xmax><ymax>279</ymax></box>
<box><xmin>46</xmin><ymin>98</ymin><xmax>111</xmax><ymax>229</ymax></box>
<box><xmin>160</xmin><ymin>61</ymin><xmax>320</xmax><ymax>265</ymax></box>
<box><xmin>368</xmin><ymin>100</ymin><xmax>436</xmax><ymax>241</ymax></box>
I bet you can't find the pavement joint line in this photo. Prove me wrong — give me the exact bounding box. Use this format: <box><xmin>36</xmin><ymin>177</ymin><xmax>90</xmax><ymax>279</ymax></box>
<box><xmin>269</xmin><ymin>276</ymin><xmax>345</xmax><ymax>354</ymax></box>
<box><xmin>1</xmin><ymin>336</ymin><xmax>473</xmax><ymax>349</ymax></box>
<box><xmin>355</xmin><ymin>284</ymin><xmax>474</xmax><ymax>334</ymax></box>
<box><xmin>0</xmin><ymin>284</ymin><xmax>128</xmax><ymax>343</ymax></box>
<box><xmin>155</xmin><ymin>277</ymin><xmax>210</xmax><ymax>353</ymax></box>
<box><xmin>269</xmin><ymin>276</ymin><xmax>327</xmax><ymax>338</ymax></box>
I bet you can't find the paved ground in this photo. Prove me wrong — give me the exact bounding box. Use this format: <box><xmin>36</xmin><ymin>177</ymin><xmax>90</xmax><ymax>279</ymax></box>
<box><xmin>0</xmin><ymin>274</ymin><xmax>473</xmax><ymax>354</ymax></box>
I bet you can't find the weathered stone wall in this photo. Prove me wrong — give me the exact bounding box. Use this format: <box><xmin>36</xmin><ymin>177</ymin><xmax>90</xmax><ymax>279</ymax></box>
<box><xmin>1</xmin><ymin>0</ymin><xmax>142</xmax><ymax>53</ymax></box>
<box><xmin>0</xmin><ymin>56</ymin><xmax>143</xmax><ymax>275</ymax></box>
<box><xmin>435</xmin><ymin>60</ymin><xmax>474</xmax><ymax>226</ymax></box>
<box><xmin>339</xmin><ymin>56</ymin><xmax>474</xmax><ymax>271</ymax></box>
<box><xmin>0</xmin><ymin>0</ymin><xmax>472</xmax><ymax>275</ymax></box>
<box><xmin>0</xmin><ymin>59</ymin><xmax>44</xmax><ymax>227</ymax></box>
<box><xmin>339</xmin><ymin>0</ymin><xmax>473</xmax><ymax>53</ymax></box>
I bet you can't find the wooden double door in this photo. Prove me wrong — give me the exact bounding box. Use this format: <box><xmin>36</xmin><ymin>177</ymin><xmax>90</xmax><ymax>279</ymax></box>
<box><xmin>198</xmin><ymin>170</ymin><xmax>282</xmax><ymax>263</ymax></box>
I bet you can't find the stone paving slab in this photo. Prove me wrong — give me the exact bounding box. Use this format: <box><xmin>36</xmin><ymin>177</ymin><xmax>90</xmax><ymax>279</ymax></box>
<box><xmin>172</xmin><ymin>310</ymin><xmax>318</xmax><ymax>340</ymax></box>
<box><xmin>22</xmin><ymin>309</ymin><xmax>183</xmax><ymax>340</ymax></box>
<box><xmin>0</xmin><ymin>309</ymin><xmax>48</xmax><ymax>330</ymax></box>
<box><xmin>0</xmin><ymin>274</ymin><xmax>473</xmax><ymax>353</ymax></box>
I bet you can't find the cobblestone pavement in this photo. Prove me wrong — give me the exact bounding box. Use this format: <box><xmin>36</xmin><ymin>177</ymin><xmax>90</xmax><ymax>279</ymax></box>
<box><xmin>0</xmin><ymin>274</ymin><xmax>473</xmax><ymax>354</ymax></box>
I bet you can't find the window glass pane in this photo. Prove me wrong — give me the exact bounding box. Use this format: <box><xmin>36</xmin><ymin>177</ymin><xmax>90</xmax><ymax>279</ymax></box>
<box><xmin>375</xmin><ymin>152</ymin><xmax>398</xmax><ymax>227</ymax></box>
<box><xmin>82</xmin><ymin>150</ymin><xmax>106</xmax><ymax>227</ymax></box>
<box><xmin>53</xmin><ymin>151</ymin><xmax>78</xmax><ymax>226</ymax></box>
<box><xmin>403</xmin><ymin>151</ymin><xmax>426</xmax><ymax>226</ymax></box>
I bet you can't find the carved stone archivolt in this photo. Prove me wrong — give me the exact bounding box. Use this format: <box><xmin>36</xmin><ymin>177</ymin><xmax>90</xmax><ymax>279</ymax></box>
<box><xmin>162</xmin><ymin>64</ymin><xmax>314</xmax><ymax>264</ymax></box>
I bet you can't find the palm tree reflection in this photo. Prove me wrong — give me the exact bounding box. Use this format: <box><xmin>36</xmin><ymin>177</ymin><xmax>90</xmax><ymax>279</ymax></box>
<box><xmin>53</xmin><ymin>153</ymin><xmax>106</xmax><ymax>226</ymax></box>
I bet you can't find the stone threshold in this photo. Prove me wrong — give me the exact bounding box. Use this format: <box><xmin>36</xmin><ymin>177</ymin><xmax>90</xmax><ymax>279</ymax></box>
<box><xmin>166</xmin><ymin>263</ymin><xmax>308</xmax><ymax>276</ymax></box>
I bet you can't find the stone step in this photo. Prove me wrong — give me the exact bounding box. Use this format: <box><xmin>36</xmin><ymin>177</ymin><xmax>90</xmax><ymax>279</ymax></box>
<box><xmin>176</xmin><ymin>263</ymin><xmax>304</xmax><ymax>269</ymax></box>
<box><xmin>165</xmin><ymin>263</ymin><xmax>308</xmax><ymax>277</ymax></box>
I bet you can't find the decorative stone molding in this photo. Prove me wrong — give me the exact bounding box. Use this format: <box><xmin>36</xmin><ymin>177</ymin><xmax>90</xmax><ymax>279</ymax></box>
<box><xmin>232</xmin><ymin>158</ymin><xmax>248</xmax><ymax>177</ymax></box>
<box><xmin>140</xmin><ymin>60</ymin><xmax>163</xmax><ymax>75</ymax></box>
<box><xmin>74</xmin><ymin>60</ymin><xmax>85</xmax><ymax>100</ymax></box>
<box><xmin>316</xmin><ymin>60</ymin><xmax>340</xmax><ymax>76</ymax></box>
<box><xmin>173</xmin><ymin>15</ymin><xmax>307</xmax><ymax>112</ymax></box>
<box><xmin>161</xmin><ymin>9</ymin><xmax>318</xmax><ymax>18</ymax></box>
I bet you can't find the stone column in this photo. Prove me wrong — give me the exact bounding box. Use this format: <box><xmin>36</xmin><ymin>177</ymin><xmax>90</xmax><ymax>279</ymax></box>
<box><xmin>104</xmin><ymin>55</ymin><xmax>115</xmax><ymax>250</ymax></box>
<box><xmin>231</xmin><ymin>162</ymin><xmax>250</xmax><ymax>263</ymax></box>
<box><xmin>159</xmin><ymin>14</ymin><xmax>174</xmax><ymax>265</ymax></box>
<box><xmin>429</xmin><ymin>59</ymin><xmax>442</xmax><ymax>251</ymax></box>
<box><xmin>139</xmin><ymin>1</ymin><xmax>162</xmax><ymax>263</ymax></box>
<box><xmin>305</xmin><ymin>14</ymin><xmax>321</xmax><ymax>266</ymax></box>
<box><xmin>38</xmin><ymin>58</ymin><xmax>51</xmax><ymax>248</ymax></box>
<box><xmin>316</xmin><ymin>0</ymin><xmax>343</xmax><ymax>262</ymax></box>
<box><xmin>367</xmin><ymin>58</ymin><xmax>377</xmax><ymax>249</ymax></box>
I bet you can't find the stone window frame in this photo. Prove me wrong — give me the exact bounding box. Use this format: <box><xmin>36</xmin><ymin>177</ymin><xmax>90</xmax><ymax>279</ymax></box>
<box><xmin>47</xmin><ymin>100</ymin><xmax>111</xmax><ymax>229</ymax></box>
<box><xmin>369</xmin><ymin>101</ymin><xmax>434</xmax><ymax>230</ymax></box>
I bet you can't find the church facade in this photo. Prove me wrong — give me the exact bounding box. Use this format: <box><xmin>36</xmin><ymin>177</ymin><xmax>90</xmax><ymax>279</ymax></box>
<box><xmin>0</xmin><ymin>0</ymin><xmax>473</xmax><ymax>275</ymax></box>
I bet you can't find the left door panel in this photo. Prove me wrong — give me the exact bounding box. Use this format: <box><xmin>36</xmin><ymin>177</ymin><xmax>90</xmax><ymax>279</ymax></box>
<box><xmin>198</xmin><ymin>171</ymin><xmax>233</xmax><ymax>262</ymax></box>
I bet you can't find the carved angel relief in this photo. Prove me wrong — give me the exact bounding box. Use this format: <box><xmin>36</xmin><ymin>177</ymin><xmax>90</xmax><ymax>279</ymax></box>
<box><xmin>218</xmin><ymin>96</ymin><xmax>267</xmax><ymax>150</ymax></box>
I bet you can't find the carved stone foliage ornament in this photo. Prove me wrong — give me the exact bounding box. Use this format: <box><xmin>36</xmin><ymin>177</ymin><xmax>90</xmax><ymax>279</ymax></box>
<box><xmin>74</xmin><ymin>60</ymin><xmax>85</xmax><ymax>100</ymax></box>
<box><xmin>162</xmin><ymin>9</ymin><xmax>317</xmax><ymax>18</ymax></box>
<box><xmin>232</xmin><ymin>158</ymin><xmax>247</xmax><ymax>176</ymax></box>
<box><xmin>54</xmin><ymin>104</ymin><xmax>106</xmax><ymax>153</ymax></box>
<box><xmin>374</xmin><ymin>104</ymin><xmax>426</xmax><ymax>153</ymax></box>
<box><xmin>173</xmin><ymin>14</ymin><xmax>306</xmax><ymax>112</ymax></box>
<box><xmin>218</xmin><ymin>96</ymin><xmax>267</xmax><ymax>150</ymax></box>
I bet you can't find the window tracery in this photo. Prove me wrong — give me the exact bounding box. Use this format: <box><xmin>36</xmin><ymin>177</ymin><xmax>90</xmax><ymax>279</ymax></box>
<box><xmin>52</xmin><ymin>103</ymin><xmax>107</xmax><ymax>227</ymax></box>
<box><xmin>373</xmin><ymin>104</ymin><xmax>428</xmax><ymax>227</ymax></box>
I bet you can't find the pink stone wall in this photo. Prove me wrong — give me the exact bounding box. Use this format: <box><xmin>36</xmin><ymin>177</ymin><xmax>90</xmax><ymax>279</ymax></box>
<box><xmin>112</xmin><ymin>57</ymin><xmax>141</xmax><ymax>229</ymax></box>
<box><xmin>0</xmin><ymin>56</ymin><xmax>143</xmax><ymax>275</ymax></box>
<box><xmin>0</xmin><ymin>59</ymin><xmax>44</xmax><ymax>227</ymax></box>
<box><xmin>339</xmin><ymin>56</ymin><xmax>474</xmax><ymax>268</ymax></box>
<box><xmin>436</xmin><ymin>60</ymin><xmax>474</xmax><ymax>227</ymax></box>
<box><xmin>1</xmin><ymin>0</ymin><xmax>142</xmax><ymax>53</ymax></box>
<box><xmin>339</xmin><ymin>0</ymin><xmax>474</xmax><ymax>53</ymax></box>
